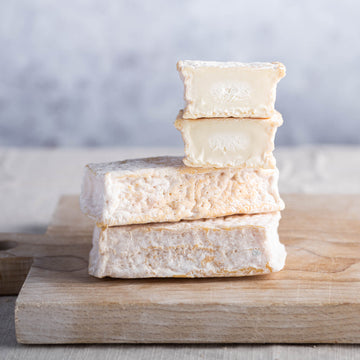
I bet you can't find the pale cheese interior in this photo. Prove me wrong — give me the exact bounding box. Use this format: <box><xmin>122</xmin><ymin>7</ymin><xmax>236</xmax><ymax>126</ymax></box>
<box><xmin>178</xmin><ymin>61</ymin><xmax>286</xmax><ymax>118</ymax></box>
<box><xmin>175</xmin><ymin>114</ymin><xmax>281</xmax><ymax>168</ymax></box>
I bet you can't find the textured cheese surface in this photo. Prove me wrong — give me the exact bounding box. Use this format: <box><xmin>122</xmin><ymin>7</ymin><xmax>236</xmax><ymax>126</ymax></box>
<box><xmin>175</xmin><ymin>110</ymin><xmax>282</xmax><ymax>168</ymax></box>
<box><xmin>80</xmin><ymin>156</ymin><xmax>284</xmax><ymax>226</ymax></box>
<box><xmin>89</xmin><ymin>211</ymin><xmax>286</xmax><ymax>278</ymax></box>
<box><xmin>177</xmin><ymin>60</ymin><xmax>286</xmax><ymax>119</ymax></box>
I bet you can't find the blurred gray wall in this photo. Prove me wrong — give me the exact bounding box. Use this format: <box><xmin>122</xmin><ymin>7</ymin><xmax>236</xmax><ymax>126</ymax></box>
<box><xmin>0</xmin><ymin>0</ymin><xmax>359</xmax><ymax>147</ymax></box>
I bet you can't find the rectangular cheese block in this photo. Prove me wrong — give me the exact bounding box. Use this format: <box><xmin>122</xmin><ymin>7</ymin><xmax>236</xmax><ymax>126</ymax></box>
<box><xmin>177</xmin><ymin>60</ymin><xmax>286</xmax><ymax>119</ymax></box>
<box><xmin>175</xmin><ymin>110</ymin><xmax>282</xmax><ymax>168</ymax></box>
<box><xmin>89</xmin><ymin>211</ymin><xmax>286</xmax><ymax>278</ymax></box>
<box><xmin>80</xmin><ymin>157</ymin><xmax>284</xmax><ymax>226</ymax></box>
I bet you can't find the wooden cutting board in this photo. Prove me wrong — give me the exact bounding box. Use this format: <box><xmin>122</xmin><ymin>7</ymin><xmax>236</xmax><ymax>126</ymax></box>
<box><xmin>1</xmin><ymin>194</ymin><xmax>360</xmax><ymax>344</ymax></box>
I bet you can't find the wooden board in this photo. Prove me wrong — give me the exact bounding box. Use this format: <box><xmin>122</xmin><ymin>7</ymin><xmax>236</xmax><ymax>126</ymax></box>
<box><xmin>1</xmin><ymin>194</ymin><xmax>360</xmax><ymax>344</ymax></box>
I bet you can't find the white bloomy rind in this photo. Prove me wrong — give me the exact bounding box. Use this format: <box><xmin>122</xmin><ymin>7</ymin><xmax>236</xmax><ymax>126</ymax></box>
<box><xmin>89</xmin><ymin>211</ymin><xmax>286</xmax><ymax>278</ymax></box>
<box><xmin>80</xmin><ymin>156</ymin><xmax>284</xmax><ymax>226</ymax></box>
<box><xmin>175</xmin><ymin>110</ymin><xmax>283</xmax><ymax>169</ymax></box>
<box><xmin>177</xmin><ymin>60</ymin><xmax>286</xmax><ymax>119</ymax></box>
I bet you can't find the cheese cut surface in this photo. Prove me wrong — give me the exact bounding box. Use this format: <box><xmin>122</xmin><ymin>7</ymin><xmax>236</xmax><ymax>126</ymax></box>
<box><xmin>175</xmin><ymin>110</ymin><xmax>282</xmax><ymax>168</ymax></box>
<box><xmin>177</xmin><ymin>60</ymin><xmax>286</xmax><ymax>119</ymax></box>
<box><xmin>80</xmin><ymin>157</ymin><xmax>284</xmax><ymax>226</ymax></box>
<box><xmin>89</xmin><ymin>212</ymin><xmax>286</xmax><ymax>278</ymax></box>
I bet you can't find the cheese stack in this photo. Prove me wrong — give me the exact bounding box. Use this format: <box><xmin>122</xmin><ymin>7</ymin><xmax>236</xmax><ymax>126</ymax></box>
<box><xmin>175</xmin><ymin>60</ymin><xmax>286</xmax><ymax>169</ymax></box>
<box><xmin>80</xmin><ymin>60</ymin><xmax>287</xmax><ymax>278</ymax></box>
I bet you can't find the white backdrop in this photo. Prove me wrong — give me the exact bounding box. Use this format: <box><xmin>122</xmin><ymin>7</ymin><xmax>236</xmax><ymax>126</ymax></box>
<box><xmin>0</xmin><ymin>0</ymin><xmax>359</xmax><ymax>146</ymax></box>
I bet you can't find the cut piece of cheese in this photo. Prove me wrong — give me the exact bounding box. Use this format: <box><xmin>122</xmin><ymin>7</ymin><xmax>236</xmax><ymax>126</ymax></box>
<box><xmin>80</xmin><ymin>156</ymin><xmax>284</xmax><ymax>227</ymax></box>
<box><xmin>177</xmin><ymin>60</ymin><xmax>286</xmax><ymax>119</ymax></box>
<box><xmin>89</xmin><ymin>211</ymin><xmax>286</xmax><ymax>278</ymax></box>
<box><xmin>175</xmin><ymin>110</ymin><xmax>282</xmax><ymax>169</ymax></box>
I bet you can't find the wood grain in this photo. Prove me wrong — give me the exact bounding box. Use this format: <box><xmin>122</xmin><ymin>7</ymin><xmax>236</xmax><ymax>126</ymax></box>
<box><xmin>0</xmin><ymin>194</ymin><xmax>359</xmax><ymax>343</ymax></box>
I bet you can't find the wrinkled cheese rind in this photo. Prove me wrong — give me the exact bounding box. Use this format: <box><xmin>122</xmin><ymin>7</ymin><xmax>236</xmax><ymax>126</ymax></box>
<box><xmin>175</xmin><ymin>110</ymin><xmax>282</xmax><ymax>168</ymax></box>
<box><xmin>177</xmin><ymin>60</ymin><xmax>286</xmax><ymax>119</ymax></box>
<box><xmin>80</xmin><ymin>156</ymin><xmax>284</xmax><ymax>226</ymax></box>
<box><xmin>89</xmin><ymin>211</ymin><xmax>286</xmax><ymax>278</ymax></box>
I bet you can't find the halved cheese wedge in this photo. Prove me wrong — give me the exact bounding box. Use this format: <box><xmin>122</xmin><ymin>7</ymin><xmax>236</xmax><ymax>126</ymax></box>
<box><xmin>177</xmin><ymin>60</ymin><xmax>286</xmax><ymax>119</ymax></box>
<box><xmin>175</xmin><ymin>110</ymin><xmax>282</xmax><ymax>168</ymax></box>
<box><xmin>80</xmin><ymin>156</ymin><xmax>284</xmax><ymax>226</ymax></box>
<box><xmin>89</xmin><ymin>211</ymin><xmax>286</xmax><ymax>278</ymax></box>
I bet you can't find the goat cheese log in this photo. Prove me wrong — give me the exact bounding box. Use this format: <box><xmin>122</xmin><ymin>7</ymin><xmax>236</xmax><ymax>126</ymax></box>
<box><xmin>177</xmin><ymin>60</ymin><xmax>286</xmax><ymax>119</ymax></box>
<box><xmin>89</xmin><ymin>211</ymin><xmax>286</xmax><ymax>278</ymax></box>
<box><xmin>80</xmin><ymin>156</ymin><xmax>284</xmax><ymax>227</ymax></box>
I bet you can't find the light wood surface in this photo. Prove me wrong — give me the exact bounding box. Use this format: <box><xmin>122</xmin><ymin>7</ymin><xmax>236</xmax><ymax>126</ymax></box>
<box><xmin>1</xmin><ymin>147</ymin><xmax>360</xmax><ymax>358</ymax></box>
<box><xmin>0</xmin><ymin>194</ymin><xmax>358</xmax><ymax>344</ymax></box>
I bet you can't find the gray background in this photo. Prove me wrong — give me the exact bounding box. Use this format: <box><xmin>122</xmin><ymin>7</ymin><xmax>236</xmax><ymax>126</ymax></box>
<box><xmin>0</xmin><ymin>0</ymin><xmax>359</xmax><ymax>147</ymax></box>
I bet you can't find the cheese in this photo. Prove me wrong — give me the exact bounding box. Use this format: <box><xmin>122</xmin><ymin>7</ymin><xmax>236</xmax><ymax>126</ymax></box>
<box><xmin>89</xmin><ymin>211</ymin><xmax>286</xmax><ymax>278</ymax></box>
<box><xmin>175</xmin><ymin>110</ymin><xmax>282</xmax><ymax>168</ymax></box>
<box><xmin>177</xmin><ymin>60</ymin><xmax>286</xmax><ymax>119</ymax></box>
<box><xmin>80</xmin><ymin>157</ymin><xmax>284</xmax><ymax>226</ymax></box>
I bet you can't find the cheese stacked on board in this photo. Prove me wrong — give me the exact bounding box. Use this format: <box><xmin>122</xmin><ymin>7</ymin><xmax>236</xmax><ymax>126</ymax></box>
<box><xmin>80</xmin><ymin>60</ymin><xmax>287</xmax><ymax>278</ymax></box>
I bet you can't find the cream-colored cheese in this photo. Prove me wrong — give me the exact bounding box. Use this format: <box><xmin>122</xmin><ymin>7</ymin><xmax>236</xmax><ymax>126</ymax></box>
<box><xmin>80</xmin><ymin>156</ymin><xmax>284</xmax><ymax>226</ymax></box>
<box><xmin>89</xmin><ymin>211</ymin><xmax>286</xmax><ymax>278</ymax></box>
<box><xmin>177</xmin><ymin>60</ymin><xmax>286</xmax><ymax>119</ymax></box>
<box><xmin>175</xmin><ymin>110</ymin><xmax>282</xmax><ymax>168</ymax></box>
